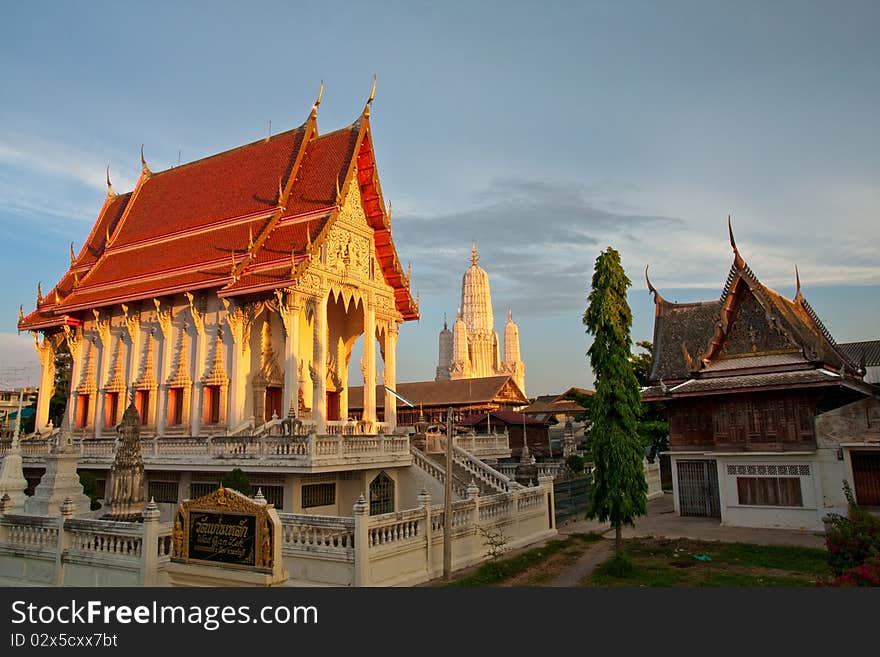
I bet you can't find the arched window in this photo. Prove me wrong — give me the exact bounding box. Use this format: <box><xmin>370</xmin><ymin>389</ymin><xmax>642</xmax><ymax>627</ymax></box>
<box><xmin>369</xmin><ymin>471</ymin><xmax>394</xmax><ymax>515</ymax></box>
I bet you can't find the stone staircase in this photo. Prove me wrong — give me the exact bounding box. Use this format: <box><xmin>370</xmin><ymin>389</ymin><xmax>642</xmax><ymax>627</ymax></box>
<box><xmin>425</xmin><ymin>452</ymin><xmax>499</xmax><ymax>496</ymax></box>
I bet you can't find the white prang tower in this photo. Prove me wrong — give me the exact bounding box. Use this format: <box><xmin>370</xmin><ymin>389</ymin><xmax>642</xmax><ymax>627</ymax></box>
<box><xmin>435</xmin><ymin>242</ymin><xmax>526</xmax><ymax>395</ymax></box>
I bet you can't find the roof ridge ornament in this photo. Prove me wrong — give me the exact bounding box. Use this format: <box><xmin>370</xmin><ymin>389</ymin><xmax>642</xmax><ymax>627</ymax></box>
<box><xmin>70</xmin><ymin>241</ymin><xmax>76</xmax><ymax>267</ymax></box>
<box><xmin>363</xmin><ymin>74</ymin><xmax>377</xmax><ymax>117</ymax></box>
<box><xmin>645</xmin><ymin>265</ymin><xmax>664</xmax><ymax>303</ymax></box>
<box><xmin>310</xmin><ymin>80</ymin><xmax>324</xmax><ymax>120</ymax></box>
<box><xmin>794</xmin><ymin>265</ymin><xmax>804</xmax><ymax>302</ymax></box>
<box><xmin>140</xmin><ymin>145</ymin><xmax>151</xmax><ymax>177</ymax></box>
<box><xmin>728</xmin><ymin>215</ymin><xmax>745</xmax><ymax>269</ymax></box>
<box><xmin>278</xmin><ymin>176</ymin><xmax>285</xmax><ymax>207</ymax></box>
<box><xmin>106</xmin><ymin>164</ymin><xmax>116</xmax><ymax>198</ymax></box>
<box><xmin>37</xmin><ymin>281</ymin><xmax>43</xmax><ymax>305</ymax></box>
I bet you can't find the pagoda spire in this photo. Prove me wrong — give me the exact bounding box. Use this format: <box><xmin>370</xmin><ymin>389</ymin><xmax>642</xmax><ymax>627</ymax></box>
<box><xmin>471</xmin><ymin>241</ymin><xmax>479</xmax><ymax>266</ymax></box>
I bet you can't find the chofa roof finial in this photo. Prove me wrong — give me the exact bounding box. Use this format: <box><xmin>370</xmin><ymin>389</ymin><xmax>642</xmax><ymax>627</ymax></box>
<box><xmin>311</xmin><ymin>80</ymin><xmax>324</xmax><ymax>119</ymax></box>
<box><xmin>795</xmin><ymin>265</ymin><xmax>803</xmax><ymax>302</ymax></box>
<box><xmin>106</xmin><ymin>163</ymin><xmax>115</xmax><ymax>197</ymax></box>
<box><xmin>140</xmin><ymin>144</ymin><xmax>151</xmax><ymax>176</ymax></box>
<box><xmin>645</xmin><ymin>265</ymin><xmax>664</xmax><ymax>303</ymax></box>
<box><xmin>70</xmin><ymin>241</ymin><xmax>76</xmax><ymax>267</ymax></box>
<box><xmin>364</xmin><ymin>74</ymin><xmax>377</xmax><ymax>116</ymax></box>
<box><xmin>37</xmin><ymin>281</ymin><xmax>43</xmax><ymax>305</ymax></box>
<box><xmin>19</xmin><ymin>304</ymin><xmax>24</xmax><ymax>322</ymax></box>
<box><xmin>728</xmin><ymin>214</ymin><xmax>744</xmax><ymax>269</ymax></box>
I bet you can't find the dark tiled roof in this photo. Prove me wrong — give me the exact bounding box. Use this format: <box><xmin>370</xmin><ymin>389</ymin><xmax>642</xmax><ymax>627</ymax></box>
<box><xmin>643</xmin><ymin>368</ymin><xmax>849</xmax><ymax>398</ymax></box>
<box><xmin>460</xmin><ymin>411</ymin><xmax>546</xmax><ymax>426</ymax></box>
<box><xmin>348</xmin><ymin>376</ymin><xmax>526</xmax><ymax>409</ymax></box>
<box><xmin>649</xmin><ymin>299</ymin><xmax>722</xmax><ymax>382</ymax></box>
<box><xmin>838</xmin><ymin>340</ymin><xmax>880</xmax><ymax>368</ymax></box>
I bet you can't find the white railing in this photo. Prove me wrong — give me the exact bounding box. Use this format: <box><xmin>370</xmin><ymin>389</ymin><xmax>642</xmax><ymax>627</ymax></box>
<box><xmin>13</xmin><ymin>432</ymin><xmax>411</xmax><ymax>469</ymax></box>
<box><xmin>278</xmin><ymin>514</ymin><xmax>355</xmax><ymax>555</ymax></box>
<box><xmin>453</xmin><ymin>431</ymin><xmax>511</xmax><ymax>457</ymax></box>
<box><xmin>65</xmin><ymin>519</ymin><xmax>143</xmax><ymax>559</ymax></box>
<box><xmin>1</xmin><ymin>515</ymin><xmax>59</xmax><ymax>551</ymax></box>
<box><xmin>356</xmin><ymin>480</ymin><xmax>556</xmax><ymax>587</ymax></box>
<box><xmin>410</xmin><ymin>446</ymin><xmax>469</xmax><ymax>498</ymax></box>
<box><xmin>451</xmin><ymin>444</ymin><xmax>513</xmax><ymax>493</ymax></box>
<box><xmin>226</xmin><ymin>416</ymin><xmax>256</xmax><ymax>437</ymax></box>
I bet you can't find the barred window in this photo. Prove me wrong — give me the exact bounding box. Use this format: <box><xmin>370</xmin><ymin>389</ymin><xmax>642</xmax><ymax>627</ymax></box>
<box><xmin>256</xmin><ymin>485</ymin><xmax>284</xmax><ymax>510</ymax></box>
<box><xmin>148</xmin><ymin>481</ymin><xmax>179</xmax><ymax>504</ymax></box>
<box><xmin>369</xmin><ymin>472</ymin><xmax>394</xmax><ymax>516</ymax></box>
<box><xmin>189</xmin><ymin>482</ymin><xmax>219</xmax><ymax>500</ymax></box>
<box><xmin>737</xmin><ymin>477</ymin><xmax>803</xmax><ymax>507</ymax></box>
<box><xmin>302</xmin><ymin>483</ymin><xmax>336</xmax><ymax>509</ymax></box>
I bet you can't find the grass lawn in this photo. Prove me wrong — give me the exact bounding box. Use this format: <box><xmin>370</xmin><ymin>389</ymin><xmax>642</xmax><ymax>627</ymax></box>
<box><xmin>584</xmin><ymin>537</ymin><xmax>830</xmax><ymax>587</ymax></box>
<box><xmin>444</xmin><ymin>533</ymin><xmax>603</xmax><ymax>587</ymax></box>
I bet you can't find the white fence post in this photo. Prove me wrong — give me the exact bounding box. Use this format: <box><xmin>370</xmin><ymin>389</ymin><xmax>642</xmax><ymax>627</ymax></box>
<box><xmin>55</xmin><ymin>497</ymin><xmax>75</xmax><ymax>586</ymax></box>
<box><xmin>141</xmin><ymin>498</ymin><xmax>160</xmax><ymax>586</ymax></box>
<box><xmin>538</xmin><ymin>474</ymin><xmax>556</xmax><ymax>531</ymax></box>
<box><xmin>418</xmin><ymin>488</ymin><xmax>432</xmax><ymax>576</ymax></box>
<box><xmin>353</xmin><ymin>494</ymin><xmax>369</xmax><ymax>587</ymax></box>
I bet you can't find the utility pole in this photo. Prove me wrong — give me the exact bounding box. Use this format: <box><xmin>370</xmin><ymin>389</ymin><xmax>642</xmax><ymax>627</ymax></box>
<box><xmin>443</xmin><ymin>405</ymin><xmax>453</xmax><ymax>580</ymax></box>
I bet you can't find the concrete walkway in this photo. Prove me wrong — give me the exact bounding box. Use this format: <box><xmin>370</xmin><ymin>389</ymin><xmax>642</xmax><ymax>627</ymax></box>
<box><xmin>545</xmin><ymin>539</ymin><xmax>614</xmax><ymax>587</ymax></box>
<box><xmin>558</xmin><ymin>494</ymin><xmax>827</xmax><ymax>549</ymax></box>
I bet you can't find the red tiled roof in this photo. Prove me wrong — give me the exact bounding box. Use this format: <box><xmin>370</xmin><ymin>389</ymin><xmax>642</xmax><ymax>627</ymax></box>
<box><xmin>19</xmin><ymin>107</ymin><xmax>419</xmax><ymax>326</ymax></box>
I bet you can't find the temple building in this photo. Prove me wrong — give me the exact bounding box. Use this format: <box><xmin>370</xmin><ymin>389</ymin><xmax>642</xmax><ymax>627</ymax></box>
<box><xmin>19</xmin><ymin>85</ymin><xmax>417</xmax><ymax>440</ymax></box>
<box><xmin>435</xmin><ymin>243</ymin><xmax>526</xmax><ymax>395</ymax></box>
<box><xmin>642</xmin><ymin>221</ymin><xmax>880</xmax><ymax>530</ymax></box>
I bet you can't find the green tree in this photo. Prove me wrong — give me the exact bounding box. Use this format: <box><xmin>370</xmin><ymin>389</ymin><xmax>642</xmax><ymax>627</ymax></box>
<box><xmin>583</xmin><ymin>247</ymin><xmax>647</xmax><ymax>552</ymax></box>
<box><xmin>221</xmin><ymin>468</ymin><xmax>253</xmax><ymax>496</ymax></box>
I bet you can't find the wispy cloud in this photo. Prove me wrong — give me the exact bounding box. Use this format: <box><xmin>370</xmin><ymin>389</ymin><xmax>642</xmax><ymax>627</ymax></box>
<box><xmin>0</xmin><ymin>333</ymin><xmax>40</xmax><ymax>388</ymax></box>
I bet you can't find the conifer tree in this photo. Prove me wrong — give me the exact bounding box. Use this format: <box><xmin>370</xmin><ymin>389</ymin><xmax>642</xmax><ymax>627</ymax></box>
<box><xmin>583</xmin><ymin>247</ymin><xmax>647</xmax><ymax>552</ymax></box>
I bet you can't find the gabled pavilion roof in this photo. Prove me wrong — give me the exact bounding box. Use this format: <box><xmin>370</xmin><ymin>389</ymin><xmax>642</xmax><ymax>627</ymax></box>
<box><xmin>644</xmin><ymin>219</ymin><xmax>861</xmax><ymax>397</ymax></box>
<box><xmin>19</xmin><ymin>90</ymin><xmax>418</xmax><ymax>332</ymax></box>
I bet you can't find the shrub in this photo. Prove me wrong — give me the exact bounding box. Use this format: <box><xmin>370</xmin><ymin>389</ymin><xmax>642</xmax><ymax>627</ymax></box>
<box><xmin>824</xmin><ymin>481</ymin><xmax>880</xmax><ymax>576</ymax></box>
<box><xmin>78</xmin><ymin>472</ymin><xmax>103</xmax><ymax>511</ymax></box>
<box><xmin>566</xmin><ymin>455</ymin><xmax>585</xmax><ymax>474</ymax></box>
<box><xmin>221</xmin><ymin>468</ymin><xmax>253</xmax><ymax>496</ymax></box>
<box><xmin>826</xmin><ymin>555</ymin><xmax>880</xmax><ymax>587</ymax></box>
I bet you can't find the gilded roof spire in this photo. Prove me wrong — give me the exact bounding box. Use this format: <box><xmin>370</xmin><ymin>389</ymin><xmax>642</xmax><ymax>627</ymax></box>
<box><xmin>70</xmin><ymin>241</ymin><xmax>76</xmax><ymax>267</ymax></box>
<box><xmin>140</xmin><ymin>145</ymin><xmax>151</xmax><ymax>177</ymax></box>
<box><xmin>794</xmin><ymin>265</ymin><xmax>804</xmax><ymax>302</ymax></box>
<box><xmin>19</xmin><ymin>305</ymin><xmax>24</xmax><ymax>322</ymax></box>
<box><xmin>471</xmin><ymin>241</ymin><xmax>479</xmax><ymax>266</ymax></box>
<box><xmin>645</xmin><ymin>265</ymin><xmax>664</xmax><ymax>303</ymax></box>
<box><xmin>310</xmin><ymin>80</ymin><xmax>324</xmax><ymax>120</ymax></box>
<box><xmin>37</xmin><ymin>281</ymin><xmax>43</xmax><ymax>305</ymax></box>
<box><xmin>106</xmin><ymin>164</ymin><xmax>115</xmax><ymax>198</ymax></box>
<box><xmin>363</xmin><ymin>74</ymin><xmax>377</xmax><ymax>117</ymax></box>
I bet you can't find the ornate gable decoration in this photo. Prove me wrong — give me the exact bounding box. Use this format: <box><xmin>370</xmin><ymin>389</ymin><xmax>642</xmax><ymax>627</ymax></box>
<box><xmin>202</xmin><ymin>329</ymin><xmax>229</xmax><ymax>386</ymax></box>
<box><xmin>253</xmin><ymin>320</ymin><xmax>283</xmax><ymax>387</ymax></box>
<box><xmin>172</xmin><ymin>486</ymin><xmax>275</xmax><ymax>572</ymax></box>
<box><xmin>104</xmin><ymin>334</ymin><xmax>127</xmax><ymax>393</ymax></box>
<box><xmin>76</xmin><ymin>340</ymin><xmax>97</xmax><ymax>395</ymax></box>
<box><xmin>132</xmin><ymin>332</ymin><xmax>157</xmax><ymax>390</ymax></box>
<box><xmin>717</xmin><ymin>288</ymin><xmax>798</xmax><ymax>359</ymax></box>
<box><xmin>323</xmin><ymin>175</ymin><xmax>372</xmax><ymax>282</ymax></box>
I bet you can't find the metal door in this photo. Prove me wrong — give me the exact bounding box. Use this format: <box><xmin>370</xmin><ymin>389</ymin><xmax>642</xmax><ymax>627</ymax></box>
<box><xmin>677</xmin><ymin>459</ymin><xmax>721</xmax><ymax>517</ymax></box>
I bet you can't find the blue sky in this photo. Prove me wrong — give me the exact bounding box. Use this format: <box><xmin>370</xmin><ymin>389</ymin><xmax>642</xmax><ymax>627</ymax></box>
<box><xmin>1</xmin><ymin>1</ymin><xmax>878</xmax><ymax>395</ymax></box>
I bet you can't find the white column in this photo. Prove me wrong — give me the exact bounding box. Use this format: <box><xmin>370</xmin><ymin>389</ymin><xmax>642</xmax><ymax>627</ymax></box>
<box><xmin>32</xmin><ymin>332</ymin><xmax>56</xmax><ymax>432</ymax></box>
<box><xmin>277</xmin><ymin>291</ymin><xmax>301</xmax><ymax>418</ymax></box>
<box><xmin>224</xmin><ymin>301</ymin><xmax>252</xmax><ymax>428</ymax></box>
<box><xmin>92</xmin><ymin>315</ymin><xmax>111</xmax><ymax>439</ymax></box>
<box><xmin>155</xmin><ymin>306</ymin><xmax>173</xmax><ymax>437</ymax></box>
<box><xmin>363</xmin><ymin>302</ymin><xmax>376</xmax><ymax>426</ymax></box>
<box><xmin>312</xmin><ymin>294</ymin><xmax>328</xmax><ymax>434</ymax></box>
<box><xmin>383</xmin><ymin>322</ymin><xmax>399</xmax><ymax>432</ymax></box>
<box><xmin>65</xmin><ymin>330</ymin><xmax>84</xmax><ymax>428</ymax></box>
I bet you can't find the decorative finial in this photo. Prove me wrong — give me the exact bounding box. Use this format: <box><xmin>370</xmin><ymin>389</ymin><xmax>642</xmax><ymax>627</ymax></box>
<box><xmin>311</xmin><ymin>80</ymin><xmax>324</xmax><ymax>118</ymax></box>
<box><xmin>645</xmin><ymin>264</ymin><xmax>662</xmax><ymax>301</ymax></box>
<box><xmin>795</xmin><ymin>265</ymin><xmax>803</xmax><ymax>301</ymax></box>
<box><xmin>37</xmin><ymin>281</ymin><xmax>43</xmax><ymax>304</ymax></box>
<box><xmin>69</xmin><ymin>241</ymin><xmax>76</xmax><ymax>266</ymax></box>
<box><xmin>18</xmin><ymin>305</ymin><xmax>24</xmax><ymax>322</ymax></box>
<box><xmin>248</xmin><ymin>226</ymin><xmax>254</xmax><ymax>251</ymax></box>
<box><xmin>105</xmin><ymin>224</ymin><xmax>111</xmax><ymax>247</ymax></box>
<box><xmin>406</xmin><ymin>261</ymin><xmax>412</xmax><ymax>282</ymax></box>
<box><xmin>471</xmin><ymin>241</ymin><xmax>479</xmax><ymax>266</ymax></box>
<box><xmin>106</xmin><ymin>164</ymin><xmax>115</xmax><ymax>197</ymax></box>
<box><xmin>140</xmin><ymin>144</ymin><xmax>151</xmax><ymax>176</ymax></box>
<box><xmin>508</xmin><ymin>307</ymin><xmax>513</xmax><ymax>322</ymax></box>
<box><xmin>387</xmin><ymin>200</ymin><xmax>392</xmax><ymax>222</ymax></box>
<box><xmin>727</xmin><ymin>215</ymin><xmax>744</xmax><ymax>268</ymax></box>
<box><xmin>443</xmin><ymin>312</ymin><xmax>447</xmax><ymax>330</ymax></box>
<box><xmin>364</xmin><ymin>74</ymin><xmax>377</xmax><ymax>115</ymax></box>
